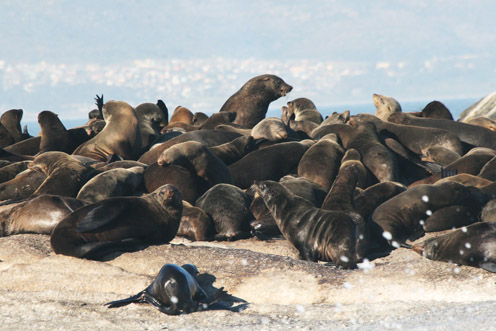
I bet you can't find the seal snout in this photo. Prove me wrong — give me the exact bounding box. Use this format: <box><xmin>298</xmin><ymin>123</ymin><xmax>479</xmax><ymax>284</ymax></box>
<box><xmin>280</xmin><ymin>85</ymin><xmax>293</xmax><ymax>96</ymax></box>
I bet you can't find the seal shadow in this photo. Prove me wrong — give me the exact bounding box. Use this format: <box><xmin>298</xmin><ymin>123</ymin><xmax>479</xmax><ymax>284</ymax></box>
<box><xmin>196</xmin><ymin>272</ymin><xmax>249</xmax><ymax>312</ymax></box>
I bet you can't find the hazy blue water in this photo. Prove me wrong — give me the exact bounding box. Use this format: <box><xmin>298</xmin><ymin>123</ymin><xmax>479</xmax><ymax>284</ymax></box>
<box><xmin>23</xmin><ymin>97</ymin><xmax>478</xmax><ymax>137</ymax></box>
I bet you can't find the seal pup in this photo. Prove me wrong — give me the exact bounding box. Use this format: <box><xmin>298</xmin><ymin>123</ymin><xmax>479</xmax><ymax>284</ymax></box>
<box><xmin>281</xmin><ymin>97</ymin><xmax>323</xmax><ymax>124</ymax></box>
<box><xmin>413</xmin><ymin>222</ymin><xmax>496</xmax><ymax>273</ymax></box>
<box><xmin>72</xmin><ymin>100</ymin><xmax>142</xmax><ymax>161</ymax></box>
<box><xmin>50</xmin><ymin>184</ymin><xmax>183</xmax><ymax>260</ymax></box>
<box><xmin>0</xmin><ymin>194</ymin><xmax>84</xmax><ymax>237</ymax></box>
<box><xmin>219</xmin><ymin>74</ymin><xmax>293</xmax><ymax>128</ymax></box>
<box><xmin>373</xmin><ymin>93</ymin><xmax>402</xmax><ymax>121</ymax></box>
<box><xmin>169</xmin><ymin>106</ymin><xmax>194</xmax><ymax>125</ymax></box>
<box><xmin>195</xmin><ymin>184</ymin><xmax>252</xmax><ymax>241</ymax></box>
<box><xmin>253</xmin><ymin>180</ymin><xmax>357</xmax><ymax>268</ymax></box>
<box><xmin>105</xmin><ymin>263</ymin><xmax>226</xmax><ymax>314</ymax></box>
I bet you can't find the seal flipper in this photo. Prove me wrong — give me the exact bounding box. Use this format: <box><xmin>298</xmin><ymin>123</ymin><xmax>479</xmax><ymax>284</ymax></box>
<box><xmin>78</xmin><ymin>238</ymin><xmax>146</xmax><ymax>260</ymax></box>
<box><xmin>77</xmin><ymin>202</ymin><xmax>126</xmax><ymax>232</ymax></box>
<box><xmin>142</xmin><ymin>292</ymin><xmax>181</xmax><ymax>315</ymax></box>
<box><xmin>480</xmin><ymin>262</ymin><xmax>496</xmax><ymax>273</ymax></box>
<box><xmin>105</xmin><ymin>291</ymin><xmax>145</xmax><ymax>308</ymax></box>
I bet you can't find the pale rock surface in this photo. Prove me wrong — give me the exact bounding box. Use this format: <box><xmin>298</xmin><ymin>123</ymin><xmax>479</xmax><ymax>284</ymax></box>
<box><xmin>1</xmin><ymin>233</ymin><xmax>495</xmax><ymax>330</ymax></box>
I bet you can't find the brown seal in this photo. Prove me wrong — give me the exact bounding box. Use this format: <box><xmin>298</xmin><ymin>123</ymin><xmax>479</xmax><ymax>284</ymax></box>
<box><xmin>413</xmin><ymin>222</ymin><xmax>496</xmax><ymax>273</ymax></box>
<box><xmin>297</xmin><ymin>133</ymin><xmax>344</xmax><ymax>190</ymax></box>
<box><xmin>373</xmin><ymin>93</ymin><xmax>402</xmax><ymax>121</ymax></box>
<box><xmin>28</xmin><ymin>151</ymin><xmax>95</xmax><ymax>198</ymax></box>
<box><xmin>228</xmin><ymin>140</ymin><xmax>313</xmax><ymax>189</ymax></box>
<box><xmin>0</xmin><ymin>160</ymin><xmax>31</xmax><ymax>184</ymax></box>
<box><xmin>138</xmin><ymin>130</ymin><xmax>242</xmax><ymax>165</ymax></box>
<box><xmin>72</xmin><ymin>100</ymin><xmax>142</xmax><ymax>161</ymax></box>
<box><xmin>169</xmin><ymin>106</ymin><xmax>194</xmax><ymax>124</ymax></box>
<box><xmin>282</xmin><ymin>97</ymin><xmax>323</xmax><ymax>124</ymax></box>
<box><xmin>419</xmin><ymin>100</ymin><xmax>453</xmax><ymax>120</ymax></box>
<box><xmin>195</xmin><ymin>183</ymin><xmax>253</xmax><ymax>241</ymax></box>
<box><xmin>0</xmin><ymin>194</ymin><xmax>84</xmax><ymax>237</ymax></box>
<box><xmin>0</xmin><ymin>108</ymin><xmax>23</xmax><ymax>143</ymax></box>
<box><xmin>134</xmin><ymin>101</ymin><xmax>168</xmax><ymax>152</ymax></box>
<box><xmin>0</xmin><ymin>168</ymin><xmax>46</xmax><ymax>201</ymax></box>
<box><xmin>37</xmin><ymin>111</ymin><xmax>73</xmax><ymax>154</ymax></box>
<box><xmin>50</xmin><ymin>184</ymin><xmax>183</xmax><ymax>260</ymax></box>
<box><xmin>219</xmin><ymin>74</ymin><xmax>293</xmax><ymax>128</ymax></box>
<box><xmin>76</xmin><ymin>166</ymin><xmax>145</xmax><ymax>204</ymax></box>
<box><xmin>371</xmin><ymin>181</ymin><xmax>473</xmax><ymax>248</ymax></box>
<box><xmin>463</xmin><ymin>117</ymin><xmax>496</xmax><ymax>131</ymax></box>
<box><xmin>144</xmin><ymin>162</ymin><xmax>209</xmax><ymax>204</ymax></box>
<box><xmin>105</xmin><ymin>263</ymin><xmax>226</xmax><ymax>314</ymax></box>
<box><xmin>157</xmin><ymin>141</ymin><xmax>233</xmax><ymax>187</ymax></box>
<box><xmin>177</xmin><ymin>201</ymin><xmax>215</xmax><ymax>241</ymax></box>
<box><xmin>208</xmin><ymin>135</ymin><xmax>257</xmax><ymax>165</ymax></box>
<box><xmin>253</xmin><ymin>180</ymin><xmax>358</xmax><ymax>268</ymax></box>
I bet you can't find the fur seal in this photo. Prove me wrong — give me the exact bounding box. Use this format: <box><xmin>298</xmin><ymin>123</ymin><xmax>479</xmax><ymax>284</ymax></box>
<box><xmin>229</xmin><ymin>140</ymin><xmax>313</xmax><ymax>189</ymax></box>
<box><xmin>219</xmin><ymin>74</ymin><xmax>293</xmax><ymax>128</ymax></box>
<box><xmin>419</xmin><ymin>100</ymin><xmax>453</xmax><ymax>120</ymax></box>
<box><xmin>105</xmin><ymin>263</ymin><xmax>226</xmax><ymax>314</ymax></box>
<box><xmin>462</xmin><ymin>117</ymin><xmax>496</xmax><ymax>131</ymax></box>
<box><xmin>0</xmin><ymin>160</ymin><xmax>31</xmax><ymax>184</ymax></box>
<box><xmin>37</xmin><ymin>111</ymin><xmax>72</xmax><ymax>154</ymax></box>
<box><xmin>208</xmin><ymin>135</ymin><xmax>257</xmax><ymax>165</ymax></box>
<box><xmin>138</xmin><ymin>130</ymin><xmax>242</xmax><ymax>165</ymax></box>
<box><xmin>373</xmin><ymin>94</ymin><xmax>402</xmax><ymax>121</ymax></box>
<box><xmin>353</xmin><ymin>181</ymin><xmax>407</xmax><ymax>220</ymax></box>
<box><xmin>134</xmin><ymin>101</ymin><xmax>168</xmax><ymax>152</ymax></box>
<box><xmin>297</xmin><ymin>133</ymin><xmax>344</xmax><ymax>190</ymax></box>
<box><xmin>0</xmin><ymin>168</ymin><xmax>46</xmax><ymax>201</ymax></box>
<box><xmin>478</xmin><ymin>155</ymin><xmax>496</xmax><ymax>181</ymax></box>
<box><xmin>409</xmin><ymin>147</ymin><xmax>496</xmax><ymax>187</ymax></box>
<box><xmin>371</xmin><ymin>181</ymin><xmax>473</xmax><ymax>247</ymax></box>
<box><xmin>28</xmin><ymin>151</ymin><xmax>95</xmax><ymax>198</ymax></box>
<box><xmin>50</xmin><ymin>184</ymin><xmax>183</xmax><ymax>260</ymax></box>
<box><xmin>282</xmin><ymin>97</ymin><xmax>323</xmax><ymax>124</ymax></box>
<box><xmin>250</xmin><ymin>117</ymin><xmax>295</xmax><ymax>142</ymax></box>
<box><xmin>195</xmin><ymin>183</ymin><xmax>252</xmax><ymax>241</ymax></box>
<box><xmin>0</xmin><ymin>194</ymin><xmax>84</xmax><ymax>236</ymax></box>
<box><xmin>253</xmin><ymin>180</ymin><xmax>358</xmax><ymax>268</ymax></box>
<box><xmin>76</xmin><ymin>166</ymin><xmax>145</xmax><ymax>204</ymax></box>
<box><xmin>177</xmin><ymin>201</ymin><xmax>215</xmax><ymax>241</ymax></box>
<box><xmin>0</xmin><ymin>108</ymin><xmax>23</xmax><ymax>143</ymax></box>
<box><xmin>144</xmin><ymin>162</ymin><xmax>209</xmax><ymax>204</ymax></box>
<box><xmin>413</xmin><ymin>222</ymin><xmax>496</xmax><ymax>273</ymax></box>
<box><xmin>157</xmin><ymin>141</ymin><xmax>233</xmax><ymax>187</ymax></box>
<box><xmin>249</xmin><ymin>176</ymin><xmax>327</xmax><ymax>239</ymax></box>
<box><xmin>347</xmin><ymin>120</ymin><xmax>399</xmax><ymax>183</ymax></box>
<box><xmin>421</xmin><ymin>146</ymin><xmax>461</xmax><ymax>166</ymax></box>
<box><xmin>387</xmin><ymin>112</ymin><xmax>496</xmax><ymax>150</ymax></box>
<box><xmin>169</xmin><ymin>106</ymin><xmax>194</xmax><ymax>125</ymax></box>
<box><xmin>72</xmin><ymin>100</ymin><xmax>142</xmax><ymax>161</ymax></box>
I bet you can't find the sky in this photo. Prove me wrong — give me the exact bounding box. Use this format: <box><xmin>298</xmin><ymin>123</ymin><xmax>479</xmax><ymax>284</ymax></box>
<box><xmin>0</xmin><ymin>1</ymin><xmax>495</xmax><ymax>122</ymax></box>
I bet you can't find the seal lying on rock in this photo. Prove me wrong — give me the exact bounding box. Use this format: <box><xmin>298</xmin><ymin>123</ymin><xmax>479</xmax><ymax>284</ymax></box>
<box><xmin>413</xmin><ymin>222</ymin><xmax>496</xmax><ymax>273</ymax></box>
<box><xmin>50</xmin><ymin>184</ymin><xmax>182</xmax><ymax>260</ymax></box>
<box><xmin>105</xmin><ymin>263</ymin><xmax>227</xmax><ymax>315</ymax></box>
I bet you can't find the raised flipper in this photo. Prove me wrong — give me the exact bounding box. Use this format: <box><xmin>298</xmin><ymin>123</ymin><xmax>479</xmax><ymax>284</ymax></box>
<box><xmin>77</xmin><ymin>202</ymin><xmax>127</xmax><ymax>232</ymax></box>
<box><xmin>95</xmin><ymin>94</ymin><xmax>104</xmax><ymax>119</ymax></box>
<box><xmin>105</xmin><ymin>291</ymin><xmax>145</xmax><ymax>308</ymax></box>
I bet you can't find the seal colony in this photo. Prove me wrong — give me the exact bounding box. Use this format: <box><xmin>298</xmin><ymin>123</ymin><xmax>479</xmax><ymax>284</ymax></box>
<box><xmin>1</xmin><ymin>74</ymin><xmax>496</xmax><ymax>315</ymax></box>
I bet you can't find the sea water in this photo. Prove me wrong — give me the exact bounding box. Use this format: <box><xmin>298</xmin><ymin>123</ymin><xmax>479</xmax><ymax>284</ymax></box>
<box><xmin>23</xmin><ymin>97</ymin><xmax>478</xmax><ymax>137</ymax></box>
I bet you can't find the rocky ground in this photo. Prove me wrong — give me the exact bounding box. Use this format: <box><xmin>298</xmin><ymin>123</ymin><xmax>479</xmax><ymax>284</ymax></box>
<box><xmin>1</xmin><ymin>232</ymin><xmax>495</xmax><ymax>330</ymax></box>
